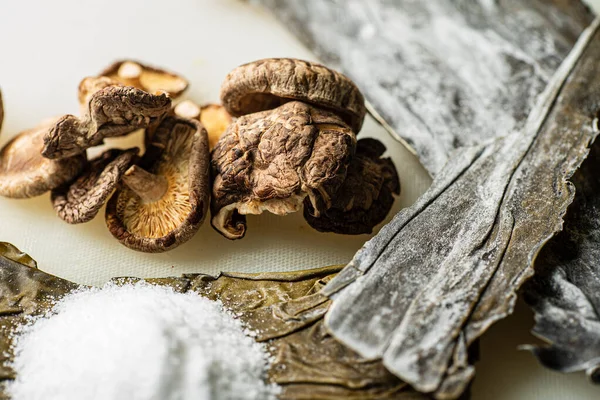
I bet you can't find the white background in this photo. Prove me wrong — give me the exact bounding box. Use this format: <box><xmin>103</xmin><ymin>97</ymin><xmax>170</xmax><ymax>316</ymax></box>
<box><xmin>0</xmin><ymin>1</ymin><xmax>599</xmax><ymax>399</ymax></box>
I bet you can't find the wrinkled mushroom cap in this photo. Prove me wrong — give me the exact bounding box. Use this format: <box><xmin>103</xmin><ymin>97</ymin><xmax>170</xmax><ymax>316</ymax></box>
<box><xmin>220</xmin><ymin>58</ymin><xmax>366</xmax><ymax>133</ymax></box>
<box><xmin>43</xmin><ymin>86</ymin><xmax>171</xmax><ymax>160</ymax></box>
<box><xmin>51</xmin><ymin>148</ymin><xmax>138</xmax><ymax>224</ymax></box>
<box><xmin>106</xmin><ymin>116</ymin><xmax>210</xmax><ymax>252</ymax></box>
<box><xmin>304</xmin><ymin>138</ymin><xmax>400</xmax><ymax>235</ymax></box>
<box><xmin>0</xmin><ymin>118</ymin><xmax>86</xmax><ymax>198</ymax></box>
<box><xmin>211</xmin><ymin>101</ymin><xmax>356</xmax><ymax>240</ymax></box>
<box><xmin>77</xmin><ymin>76</ymin><xmax>121</xmax><ymax>115</ymax></box>
<box><xmin>100</xmin><ymin>60</ymin><xmax>189</xmax><ymax>98</ymax></box>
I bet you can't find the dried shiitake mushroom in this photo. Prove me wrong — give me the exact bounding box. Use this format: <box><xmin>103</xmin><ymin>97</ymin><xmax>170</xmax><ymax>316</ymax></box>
<box><xmin>105</xmin><ymin>116</ymin><xmax>210</xmax><ymax>252</ymax></box>
<box><xmin>42</xmin><ymin>86</ymin><xmax>171</xmax><ymax>159</ymax></box>
<box><xmin>211</xmin><ymin>101</ymin><xmax>356</xmax><ymax>240</ymax></box>
<box><xmin>174</xmin><ymin>101</ymin><xmax>233</xmax><ymax>150</ymax></box>
<box><xmin>51</xmin><ymin>148</ymin><xmax>138</xmax><ymax>224</ymax></box>
<box><xmin>304</xmin><ymin>138</ymin><xmax>400</xmax><ymax>235</ymax></box>
<box><xmin>220</xmin><ymin>58</ymin><xmax>366</xmax><ymax>132</ymax></box>
<box><xmin>100</xmin><ymin>60</ymin><xmax>189</xmax><ymax>98</ymax></box>
<box><xmin>200</xmin><ymin>104</ymin><xmax>233</xmax><ymax>150</ymax></box>
<box><xmin>77</xmin><ymin>76</ymin><xmax>120</xmax><ymax>115</ymax></box>
<box><xmin>0</xmin><ymin>118</ymin><xmax>86</xmax><ymax>198</ymax></box>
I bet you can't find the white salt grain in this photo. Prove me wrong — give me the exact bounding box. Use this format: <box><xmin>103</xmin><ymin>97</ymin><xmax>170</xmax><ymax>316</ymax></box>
<box><xmin>8</xmin><ymin>283</ymin><xmax>279</xmax><ymax>400</ymax></box>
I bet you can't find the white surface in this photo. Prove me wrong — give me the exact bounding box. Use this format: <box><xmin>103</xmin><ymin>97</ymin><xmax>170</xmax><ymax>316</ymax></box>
<box><xmin>0</xmin><ymin>1</ymin><xmax>598</xmax><ymax>399</ymax></box>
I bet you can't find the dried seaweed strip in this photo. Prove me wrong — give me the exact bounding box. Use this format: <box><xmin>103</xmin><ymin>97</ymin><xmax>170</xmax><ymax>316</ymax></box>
<box><xmin>321</xmin><ymin>18</ymin><xmax>600</xmax><ymax>399</ymax></box>
<box><xmin>523</xmin><ymin>132</ymin><xmax>600</xmax><ymax>380</ymax></box>
<box><xmin>255</xmin><ymin>0</ymin><xmax>592</xmax><ymax>175</ymax></box>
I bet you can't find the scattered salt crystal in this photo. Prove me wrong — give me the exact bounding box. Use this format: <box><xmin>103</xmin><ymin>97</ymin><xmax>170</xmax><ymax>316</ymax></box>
<box><xmin>7</xmin><ymin>282</ymin><xmax>279</xmax><ymax>400</ymax></box>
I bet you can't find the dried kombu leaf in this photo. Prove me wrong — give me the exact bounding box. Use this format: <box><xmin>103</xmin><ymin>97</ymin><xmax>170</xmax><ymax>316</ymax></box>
<box><xmin>523</xmin><ymin>131</ymin><xmax>600</xmax><ymax>381</ymax></box>
<box><xmin>255</xmin><ymin>0</ymin><xmax>593</xmax><ymax>175</ymax></box>
<box><xmin>0</xmin><ymin>247</ymin><xmax>433</xmax><ymax>399</ymax></box>
<box><xmin>317</xmin><ymin>18</ymin><xmax>600</xmax><ymax>399</ymax></box>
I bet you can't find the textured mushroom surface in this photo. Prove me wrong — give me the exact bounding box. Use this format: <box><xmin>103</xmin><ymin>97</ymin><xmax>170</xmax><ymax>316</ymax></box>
<box><xmin>100</xmin><ymin>60</ymin><xmax>188</xmax><ymax>98</ymax></box>
<box><xmin>211</xmin><ymin>101</ymin><xmax>356</xmax><ymax>240</ymax></box>
<box><xmin>257</xmin><ymin>0</ymin><xmax>593</xmax><ymax>175</ymax></box>
<box><xmin>52</xmin><ymin>148</ymin><xmax>138</xmax><ymax>224</ymax></box>
<box><xmin>220</xmin><ymin>58</ymin><xmax>366</xmax><ymax>133</ymax></box>
<box><xmin>77</xmin><ymin>76</ymin><xmax>120</xmax><ymax>115</ymax></box>
<box><xmin>0</xmin><ymin>119</ymin><xmax>86</xmax><ymax>198</ymax></box>
<box><xmin>106</xmin><ymin>116</ymin><xmax>210</xmax><ymax>253</ymax></box>
<box><xmin>304</xmin><ymin>138</ymin><xmax>399</xmax><ymax>235</ymax></box>
<box><xmin>42</xmin><ymin>86</ymin><xmax>171</xmax><ymax>159</ymax></box>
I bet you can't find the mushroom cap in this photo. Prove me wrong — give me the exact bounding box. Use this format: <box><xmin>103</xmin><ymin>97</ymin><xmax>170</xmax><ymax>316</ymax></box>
<box><xmin>42</xmin><ymin>86</ymin><xmax>171</xmax><ymax>160</ymax></box>
<box><xmin>0</xmin><ymin>118</ymin><xmax>86</xmax><ymax>198</ymax></box>
<box><xmin>303</xmin><ymin>138</ymin><xmax>400</xmax><ymax>235</ymax></box>
<box><xmin>173</xmin><ymin>101</ymin><xmax>233</xmax><ymax>150</ymax></box>
<box><xmin>105</xmin><ymin>116</ymin><xmax>210</xmax><ymax>253</ymax></box>
<box><xmin>77</xmin><ymin>76</ymin><xmax>121</xmax><ymax>115</ymax></box>
<box><xmin>51</xmin><ymin>148</ymin><xmax>138</xmax><ymax>224</ymax></box>
<box><xmin>200</xmin><ymin>104</ymin><xmax>232</xmax><ymax>150</ymax></box>
<box><xmin>211</xmin><ymin>101</ymin><xmax>356</xmax><ymax>240</ymax></box>
<box><xmin>220</xmin><ymin>58</ymin><xmax>366</xmax><ymax>133</ymax></box>
<box><xmin>100</xmin><ymin>60</ymin><xmax>189</xmax><ymax>98</ymax></box>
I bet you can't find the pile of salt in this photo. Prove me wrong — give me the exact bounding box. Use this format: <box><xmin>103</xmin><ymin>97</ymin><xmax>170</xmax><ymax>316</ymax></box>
<box><xmin>7</xmin><ymin>283</ymin><xmax>279</xmax><ymax>400</ymax></box>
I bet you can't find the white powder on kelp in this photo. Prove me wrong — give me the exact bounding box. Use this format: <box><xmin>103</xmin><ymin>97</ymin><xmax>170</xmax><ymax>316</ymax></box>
<box><xmin>7</xmin><ymin>282</ymin><xmax>279</xmax><ymax>400</ymax></box>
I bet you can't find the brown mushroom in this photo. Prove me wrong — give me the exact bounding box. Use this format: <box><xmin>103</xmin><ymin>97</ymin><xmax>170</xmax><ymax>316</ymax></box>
<box><xmin>0</xmin><ymin>118</ymin><xmax>86</xmax><ymax>198</ymax></box>
<box><xmin>42</xmin><ymin>86</ymin><xmax>171</xmax><ymax>160</ymax></box>
<box><xmin>105</xmin><ymin>116</ymin><xmax>210</xmax><ymax>253</ymax></box>
<box><xmin>100</xmin><ymin>60</ymin><xmax>189</xmax><ymax>98</ymax></box>
<box><xmin>173</xmin><ymin>101</ymin><xmax>233</xmax><ymax>150</ymax></box>
<box><xmin>51</xmin><ymin>148</ymin><xmax>138</xmax><ymax>224</ymax></box>
<box><xmin>211</xmin><ymin>101</ymin><xmax>356</xmax><ymax>240</ymax></box>
<box><xmin>220</xmin><ymin>58</ymin><xmax>366</xmax><ymax>132</ymax></box>
<box><xmin>77</xmin><ymin>76</ymin><xmax>121</xmax><ymax>115</ymax></box>
<box><xmin>303</xmin><ymin>138</ymin><xmax>400</xmax><ymax>235</ymax></box>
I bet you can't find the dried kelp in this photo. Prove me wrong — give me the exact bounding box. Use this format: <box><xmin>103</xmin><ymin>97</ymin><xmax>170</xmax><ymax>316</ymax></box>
<box><xmin>523</xmin><ymin>132</ymin><xmax>600</xmax><ymax>381</ymax></box>
<box><xmin>255</xmin><ymin>0</ymin><xmax>593</xmax><ymax>175</ymax></box>
<box><xmin>318</xmin><ymin>18</ymin><xmax>600</xmax><ymax>399</ymax></box>
<box><xmin>0</xmin><ymin>245</ymin><xmax>433</xmax><ymax>399</ymax></box>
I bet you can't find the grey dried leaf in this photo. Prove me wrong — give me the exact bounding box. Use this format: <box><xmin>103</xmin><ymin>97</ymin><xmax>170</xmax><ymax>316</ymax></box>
<box><xmin>99</xmin><ymin>60</ymin><xmax>189</xmax><ymax>98</ymax></box>
<box><xmin>220</xmin><ymin>58</ymin><xmax>366</xmax><ymax>133</ymax></box>
<box><xmin>51</xmin><ymin>148</ymin><xmax>138</xmax><ymax>224</ymax></box>
<box><xmin>105</xmin><ymin>116</ymin><xmax>210</xmax><ymax>253</ymax></box>
<box><xmin>523</xmin><ymin>135</ymin><xmax>600</xmax><ymax>381</ymax></box>
<box><xmin>256</xmin><ymin>0</ymin><xmax>593</xmax><ymax>175</ymax></box>
<box><xmin>210</xmin><ymin>101</ymin><xmax>356</xmax><ymax>240</ymax></box>
<box><xmin>321</xmin><ymin>18</ymin><xmax>600</xmax><ymax>399</ymax></box>
<box><xmin>304</xmin><ymin>138</ymin><xmax>399</xmax><ymax>235</ymax></box>
<box><xmin>42</xmin><ymin>86</ymin><xmax>171</xmax><ymax>160</ymax></box>
<box><xmin>0</xmin><ymin>118</ymin><xmax>86</xmax><ymax>199</ymax></box>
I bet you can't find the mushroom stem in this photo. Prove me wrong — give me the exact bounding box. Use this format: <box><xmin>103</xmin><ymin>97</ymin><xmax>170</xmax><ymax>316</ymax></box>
<box><xmin>122</xmin><ymin>165</ymin><xmax>168</xmax><ymax>203</ymax></box>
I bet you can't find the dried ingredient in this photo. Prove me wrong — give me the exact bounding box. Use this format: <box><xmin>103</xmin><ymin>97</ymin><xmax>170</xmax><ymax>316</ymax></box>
<box><xmin>0</xmin><ymin>246</ymin><xmax>431</xmax><ymax>400</ymax></box>
<box><xmin>77</xmin><ymin>76</ymin><xmax>121</xmax><ymax>115</ymax></box>
<box><xmin>106</xmin><ymin>116</ymin><xmax>210</xmax><ymax>252</ymax></box>
<box><xmin>42</xmin><ymin>86</ymin><xmax>171</xmax><ymax>159</ymax></box>
<box><xmin>220</xmin><ymin>58</ymin><xmax>366</xmax><ymax>133</ymax></box>
<box><xmin>8</xmin><ymin>283</ymin><xmax>279</xmax><ymax>400</ymax></box>
<box><xmin>173</xmin><ymin>100</ymin><xmax>201</xmax><ymax>120</ymax></box>
<box><xmin>304</xmin><ymin>138</ymin><xmax>400</xmax><ymax>235</ymax></box>
<box><xmin>523</xmin><ymin>138</ymin><xmax>600</xmax><ymax>382</ymax></box>
<box><xmin>320</xmin><ymin>18</ymin><xmax>600</xmax><ymax>399</ymax></box>
<box><xmin>200</xmin><ymin>104</ymin><xmax>232</xmax><ymax>150</ymax></box>
<box><xmin>211</xmin><ymin>101</ymin><xmax>355</xmax><ymax>240</ymax></box>
<box><xmin>51</xmin><ymin>148</ymin><xmax>138</xmax><ymax>224</ymax></box>
<box><xmin>256</xmin><ymin>0</ymin><xmax>593</xmax><ymax>174</ymax></box>
<box><xmin>100</xmin><ymin>60</ymin><xmax>189</xmax><ymax>98</ymax></box>
<box><xmin>0</xmin><ymin>118</ymin><xmax>86</xmax><ymax>198</ymax></box>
